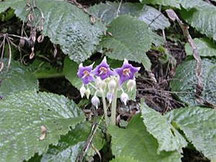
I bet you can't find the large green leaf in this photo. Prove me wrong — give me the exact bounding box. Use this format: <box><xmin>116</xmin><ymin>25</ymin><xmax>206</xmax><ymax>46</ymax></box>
<box><xmin>0</xmin><ymin>60</ymin><xmax>38</xmax><ymax>98</ymax></box>
<box><xmin>180</xmin><ymin>0</ymin><xmax>211</xmax><ymax>9</ymax></box>
<box><xmin>0</xmin><ymin>0</ymin><xmax>106</xmax><ymax>63</ymax></box>
<box><xmin>170</xmin><ymin>59</ymin><xmax>216</xmax><ymax>106</ymax></box>
<box><xmin>140</xmin><ymin>0</ymin><xmax>180</xmax><ymax>8</ymax></box>
<box><xmin>89</xmin><ymin>2</ymin><xmax>143</xmax><ymax>24</ymax></box>
<box><xmin>108</xmin><ymin>114</ymin><xmax>182</xmax><ymax>162</ymax></box>
<box><xmin>41</xmin><ymin>122</ymin><xmax>105</xmax><ymax>162</ymax></box>
<box><xmin>180</xmin><ymin>5</ymin><xmax>216</xmax><ymax>41</ymax></box>
<box><xmin>185</xmin><ymin>38</ymin><xmax>216</xmax><ymax>57</ymax></box>
<box><xmin>99</xmin><ymin>15</ymin><xmax>153</xmax><ymax>70</ymax></box>
<box><xmin>111</xmin><ymin>156</ymin><xmax>139</xmax><ymax>162</ymax></box>
<box><xmin>141</xmin><ymin>102</ymin><xmax>187</xmax><ymax>152</ymax></box>
<box><xmin>89</xmin><ymin>2</ymin><xmax>170</xmax><ymax>30</ymax></box>
<box><xmin>63</xmin><ymin>57</ymin><xmax>136</xmax><ymax>100</ymax></box>
<box><xmin>166</xmin><ymin>107</ymin><xmax>216</xmax><ymax>161</ymax></box>
<box><xmin>0</xmin><ymin>91</ymin><xmax>84</xmax><ymax>162</ymax></box>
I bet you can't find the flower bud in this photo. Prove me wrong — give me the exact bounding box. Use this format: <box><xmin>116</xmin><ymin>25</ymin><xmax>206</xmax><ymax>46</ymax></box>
<box><xmin>120</xmin><ymin>92</ymin><xmax>129</xmax><ymax>105</ymax></box>
<box><xmin>127</xmin><ymin>79</ymin><xmax>136</xmax><ymax>91</ymax></box>
<box><xmin>91</xmin><ymin>95</ymin><xmax>100</xmax><ymax>108</ymax></box>
<box><xmin>80</xmin><ymin>85</ymin><xmax>86</xmax><ymax>98</ymax></box>
<box><xmin>95</xmin><ymin>77</ymin><xmax>106</xmax><ymax>90</ymax></box>
<box><xmin>108</xmin><ymin>79</ymin><xmax>117</xmax><ymax>92</ymax></box>
<box><xmin>85</xmin><ymin>88</ymin><xmax>91</xmax><ymax>99</ymax></box>
<box><xmin>106</xmin><ymin>92</ymin><xmax>113</xmax><ymax>104</ymax></box>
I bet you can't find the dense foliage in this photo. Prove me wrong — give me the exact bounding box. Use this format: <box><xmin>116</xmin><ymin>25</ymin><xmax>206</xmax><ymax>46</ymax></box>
<box><xmin>0</xmin><ymin>0</ymin><xmax>216</xmax><ymax>162</ymax></box>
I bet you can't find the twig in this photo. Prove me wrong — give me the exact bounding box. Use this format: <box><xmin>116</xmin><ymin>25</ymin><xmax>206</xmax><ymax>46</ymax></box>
<box><xmin>77</xmin><ymin>117</ymin><xmax>103</xmax><ymax>162</ymax></box>
<box><xmin>116</xmin><ymin>0</ymin><xmax>123</xmax><ymax>17</ymax></box>
<box><xmin>166</xmin><ymin>9</ymin><xmax>203</xmax><ymax>104</ymax></box>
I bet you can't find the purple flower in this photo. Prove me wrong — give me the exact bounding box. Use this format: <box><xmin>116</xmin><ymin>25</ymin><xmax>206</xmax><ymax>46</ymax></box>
<box><xmin>115</xmin><ymin>59</ymin><xmax>140</xmax><ymax>85</ymax></box>
<box><xmin>77</xmin><ymin>63</ymin><xmax>94</xmax><ymax>84</ymax></box>
<box><xmin>92</xmin><ymin>57</ymin><xmax>114</xmax><ymax>80</ymax></box>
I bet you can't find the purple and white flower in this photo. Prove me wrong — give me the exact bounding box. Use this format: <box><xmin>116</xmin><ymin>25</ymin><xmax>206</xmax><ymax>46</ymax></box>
<box><xmin>115</xmin><ymin>59</ymin><xmax>140</xmax><ymax>85</ymax></box>
<box><xmin>92</xmin><ymin>57</ymin><xmax>114</xmax><ymax>80</ymax></box>
<box><xmin>77</xmin><ymin>63</ymin><xmax>94</xmax><ymax>84</ymax></box>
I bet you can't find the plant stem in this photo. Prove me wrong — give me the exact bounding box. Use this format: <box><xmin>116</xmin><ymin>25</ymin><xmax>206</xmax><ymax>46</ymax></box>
<box><xmin>111</xmin><ymin>89</ymin><xmax>118</xmax><ymax>125</ymax></box>
<box><xmin>101</xmin><ymin>92</ymin><xmax>108</xmax><ymax>126</ymax></box>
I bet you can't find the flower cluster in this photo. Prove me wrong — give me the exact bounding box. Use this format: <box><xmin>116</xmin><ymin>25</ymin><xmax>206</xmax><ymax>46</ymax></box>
<box><xmin>77</xmin><ymin>57</ymin><xmax>140</xmax><ymax>107</ymax></box>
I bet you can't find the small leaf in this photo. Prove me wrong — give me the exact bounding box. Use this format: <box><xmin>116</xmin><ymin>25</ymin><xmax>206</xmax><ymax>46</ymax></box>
<box><xmin>0</xmin><ymin>91</ymin><xmax>84</xmax><ymax>162</ymax></box>
<box><xmin>141</xmin><ymin>102</ymin><xmax>187</xmax><ymax>152</ymax></box>
<box><xmin>185</xmin><ymin>38</ymin><xmax>216</xmax><ymax>57</ymax></box>
<box><xmin>108</xmin><ymin>114</ymin><xmax>182</xmax><ymax>162</ymax></box>
<box><xmin>166</xmin><ymin>107</ymin><xmax>216</xmax><ymax>161</ymax></box>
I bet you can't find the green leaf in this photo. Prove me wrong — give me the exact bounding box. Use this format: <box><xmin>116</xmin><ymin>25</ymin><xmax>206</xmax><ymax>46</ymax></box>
<box><xmin>138</xmin><ymin>5</ymin><xmax>170</xmax><ymax>30</ymax></box>
<box><xmin>89</xmin><ymin>2</ymin><xmax>170</xmax><ymax>30</ymax></box>
<box><xmin>108</xmin><ymin>114</ymin><xmax>182</xmax><ymax>162</ymax></box>
<box><xmin>140</xmin><ymin>0</ymin><xmax>180</xmax><ymax>8</ymax></box>
<box><xmin>179</xmin><ymin>0</ymin><xmax>211</xmax><ymax>9</ymax></box>
<box><xmin>0</xmin><ymin>60</ymin><xmax>38</xmax><ymax>98</ymax></box>
<box><xmin>170</xmin><ymin>59</ymin><xmax>216</xmax><ymax>106</ymax></box>
<box><xmin>89</xmin><ymin>2</ymin><xmax>143</xmax><ymax>24</ymax></box>
<box><xmin>100</xmin><ymin>15</ymin><xmax>153</xmax><ymax>70</ymax></box>
<box><xmin>166</xmin><ymin>107</ymin><xmax>216</xmax><ymax>161</ymax></box>
<box><xmin>29</xmin><ymin>59</ymin><xmax>64</xmax><ymax>79</ymax></box>
<box><xmin>180</xmin><ymin>5</ymin><xmax>216</xmax><ymax>41</ymax></box>
<box><xmin>0</xmin><ymin>91</ymin><xmax>84</xmax><ymax>162</ymax></box>
<box><xmin>63</xmin><ymin>57</ymin><xmax>136</xmax><ymax>100</ymax></box>
<box><xmin>111</xmin><ymin>156</ymin><xmax>139</xmax><ymax>162</ymax></box>
<box><xmin>185</xmin><ymin>38</ymin><xmax>216</xmax><ymax>57</ymax></box>
<box><xmin>41</xmin><ymin>122</ymin><xmax>105</xmax><ymax>162</ymax></box>
<box><xmin>141</xmin><ymin>102</ymin><xmax>187</xmax><ymax>152</ymax></box>
<box><xmin>1</xmin><ymin>0</ymin><xmax>106</xmax><ymax>63</ymax></box>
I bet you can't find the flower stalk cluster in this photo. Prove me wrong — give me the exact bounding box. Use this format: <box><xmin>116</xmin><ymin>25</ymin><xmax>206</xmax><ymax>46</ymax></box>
<box><xmin>77</xmin><ymin>57</ymin><xmax>140</xmax><ymax>125</ymax></box>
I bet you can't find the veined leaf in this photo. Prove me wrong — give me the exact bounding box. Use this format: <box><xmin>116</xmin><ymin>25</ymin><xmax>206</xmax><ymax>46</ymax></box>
<box><xmin>180</xmin><ymin>5</ymin><xmax>216</xmax><ymax>41</ymax></box>
<box><xmin>140</xmin><ymin>0</ymin><xmax>180</xmax><ymax>8</ymax></box>
<box><xmin>166</xmin><ymin>107</ymin><xmax>216</xmax><ymax>161</ymax></box>
<box><xmin>89</xmin><ymin>2</ymin><xmax>143</xmax><ymax>24</ymax></box>
<box><xmin>108</xmin><ymin>114</ymin><xmax>182</xmax><ymax>162</ymax></box>
<box><xmin>0</xmin><ymin>60</ymin><xmax>38</xmax><ymax>98</ymax></box>
<box><xmin>111</xmin><ymin>156</ymin><xmax>139</xmax><ymax>162</ymax></box>
<box><xmin>141</xmin><ymin>102</ymin><xmax>187</xmax><ymax>152</ymax></box>
<box><xmin>89</xmin><ymin>2</ymin><xmax>170</xmax><ymax>30</ymax></box>
<box><xmin>138</xmin><ymin>5</ymin><xmax>170</xmax><ymax>30</ymax></box>
<box><xmin>0</xmin><ymin>0</ymin><xmax>106</xmax><ymax>63</ymax></box>
<box><xmin>0</xmin><ymin>91</ymin><xmax>84</xmax><ymax>162</ymax></box>
<box><xmin>170</xmin><ymin>59</ymin><xmax>216</xmax><ymax>106</ymax></box>
<box><xmin>185</xmin><ymin>38</ymin><xmax>216</xmax><ymax>57</ymax></box>
<box><xmin>100</xmin><ymin>15</ymin><xmax>152</xmax><ymax>70</ymax></box>
<box><xmin>180</xmin><ymin>0</ymin><xmax>211</xmax><ymax>9</ymax></box>
<box><xmin>41</xmin><ymin>122</ymin><xmax>105</xmax><ymax>162</ymax></box>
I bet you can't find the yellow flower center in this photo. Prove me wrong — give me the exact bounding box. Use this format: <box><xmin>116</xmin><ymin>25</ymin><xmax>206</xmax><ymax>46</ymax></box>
<box><xmin>99</xmin><ymin>67</ymin><xmax>108</xmax><ymax>74</ymax></box>
<box><xmin>123</xmin><ymin>68</ymin><xmax>130</xmax><ymax>76</ymax></box>
<box><xmin>83</xmin><ymin>70</ymin><xmax>90</xmax><ymax>77</ymax></box>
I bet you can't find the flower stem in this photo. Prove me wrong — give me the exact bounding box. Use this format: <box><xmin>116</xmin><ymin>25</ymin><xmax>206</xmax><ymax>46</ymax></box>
<box><xmin>111</xmin><ymin>89</ymin><xmax>118</xmax><ymax>125</ymax></box>
<box><xmin>101</xmin><ymin>92</ymin><xmax>108</xmax><ymax>125</ymax></box>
